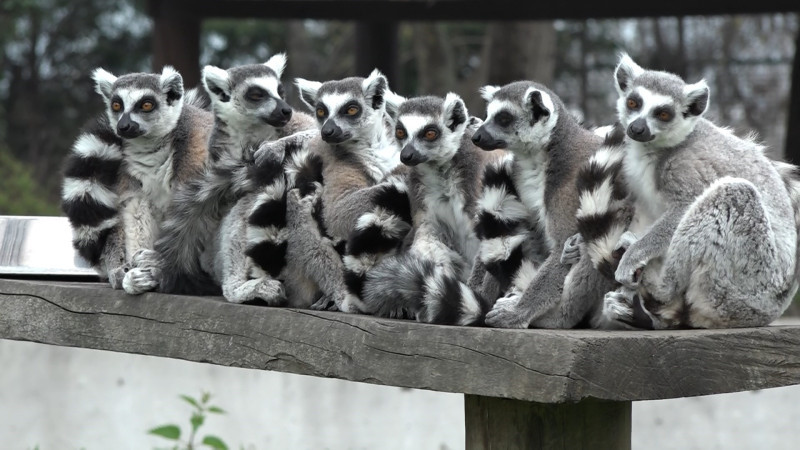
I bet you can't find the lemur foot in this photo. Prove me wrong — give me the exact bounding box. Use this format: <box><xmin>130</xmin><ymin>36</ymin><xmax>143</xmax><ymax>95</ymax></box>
<box><xmin>107</xmin><ymin>265</ymin><xmax>130</xmax><ymax>290</ymax></box>
<box><xmin>224</xmin><ymin>278</ymin><xmax>286</xmax><ymax>306</ymax></box>
<box><xmin>603</xmin><ymin>287</ymin><xmax>636</xmax><ymax>323</ymax></box>
<box><xmin>310</xmin><ymin>293</ymin><xmax>342</xmax><ymax>311</ymax></box>
<box><xmin>122</xmin><ymin>267</ymin><xmax>159</xmax><ymax>295</ymax></box>
<box><xmin>614</xmin><ymin>230</ymin><xmax>646</xmax><ymax>287</ymax></box>
<box><xmin>130</xmin><ymin>249</ymin><xmax>161</xmax><ymax>269</ymax></box>
<box><xmin>560</xmin><ymin>233</ymin><xmax>583</xmax><ymax>266</ymax></box>
<box><xmin>485</xmin><ymin>293</ymin><xmax>531</xmax><ymax>329</ymax></box>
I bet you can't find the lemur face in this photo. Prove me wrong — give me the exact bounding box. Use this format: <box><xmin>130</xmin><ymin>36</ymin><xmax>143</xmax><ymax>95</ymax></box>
<box><xmin>614</xmin><ymin>53</ymin><xmax>709</xmax><ymax>148</ymax></box>
<box><xmin>389</xmin><ymin>94</ymin><xmax>468</xmax><ymax>167</ymax></box>
<box><xmin>92</xmin><ymin>67</ymin><xmax>184</xmax><ymax>141</ymax></box>
<box><xmin>202</xmin><ymin>54</ymin><xmax>292</xmax><ymax>132</ymax></box>
<box><xmin>471</xmin><ymin>81</ymin><xmax>558</xmax><ymax>153</ymax></box>
<box><xmin>296</xmin><ymin>69</ymin><xmax>388</xmax><ymax>146</ymax></box>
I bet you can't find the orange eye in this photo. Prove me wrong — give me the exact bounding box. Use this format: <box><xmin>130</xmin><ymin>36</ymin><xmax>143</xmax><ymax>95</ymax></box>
<box><xmin>396</xmin><ymin>128</ymin><xmax>406</xmax><ymax>140</ymax></box>
<box><xmin>316</xmin><ymin>108</ymin><xmax>326</xmax><ymax>118</ymax></box>
<box><xmin>111</xmin><ymin>101</ymin><xmax>122</xmax><ymax>112</ymax></box>
<box><xmin>141</xmin><ymin>101</ymin><xmax>154</xmax><ymax>112</ymax></box>
<box><xmin>424</xmin><ymin>129</ymin><xmax>438</xmax><ymax>141</ymax></box>
<box><xmin>626</xmin><ymin>98</ymin><xmax>638</xmax><ymax>110</ymax></box>
<box><xmin>346</xmin><ymin>106</ymin><xmax>359</xmax><ymax>116</ymax></box>
<box><xmin>658</xmin><ymin>111</ymin><xmax>671</xmax><ymax>121</ymax></box>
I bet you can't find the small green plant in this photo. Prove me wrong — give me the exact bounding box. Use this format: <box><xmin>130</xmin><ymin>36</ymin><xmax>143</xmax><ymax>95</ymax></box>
<box><xmin>149</xmin><ymin>391</ymin><xmax>229</xmax><ymax>450</ymax></box>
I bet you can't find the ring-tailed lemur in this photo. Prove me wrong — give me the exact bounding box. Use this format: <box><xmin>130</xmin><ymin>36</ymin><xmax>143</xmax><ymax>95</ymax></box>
<box><xmin>569</xmin><ymin>53</ymin><xmax>800</xmax><ymax>329</ymax></box>
<box><xmin>352</xmin><ymin>93</ymin><xmax>501</xmax><ymax>325</ymax></box>
<box><xmin>121</xmin><ymin>54</ymin><xmax>318</xmax><ymax>300</ymax></box>
<box><xmin>471</xmin><ymin>81</ymin><xmax>617</xmax><ymax>329</ymax></box>
<box><xmin>62</xmin><ymin>67</ymin><xmax>213</xmax><ymax>289</ymax></box>
<box><xmin>265</xmin><ymin>69</ymin><xmax>403</xmax><ymax>311</ymax></box>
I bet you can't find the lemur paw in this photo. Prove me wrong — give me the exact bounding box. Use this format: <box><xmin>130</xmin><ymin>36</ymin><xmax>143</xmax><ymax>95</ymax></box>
<box><xmin>286</xmin><ymin>188</ymin><xmax>319</xmax><ymax>228</ymax></box>
<box><xmin>560</xmin><ymin>233</ymin><xmax>583</xmax><ymax>266</ymax></box>
<box><xmin>613</xmin><ymin>231</ymin><xmax>638</xmax><ymax>260</ymax></box>
<box><xmin>337</xmin><ymin>293</ymin><xmax>365</xmax><ymax>314</ymax></box>
<box><xmin>130</xmin><ymin>249</ymin><xmax>161</xmax><ymax>269</ymax></box>
<box><xmin>122</xmin><ymin>267</ymin><xmax>159</xmax><ymax>295</ymax></box>
<box><xmin>107</xmin><ymin>265</ymin><xmax>129</xmax><ymax>290</ymax></box>
<box><xmin>253</xmin><ymin>140</ymin><xmax>287</xmax><ymax>168</ymax></box>
<box><xmin>224</xmin><ymin>278</ymin><xmax>286</xmax><ymax>306</ymax></box>
<box><xmin>310</xmin><ymin>293</ymin><xmax>342</xmax><ymax>311</ymax></box>
<box><xmin>603</xmin><ymin>288</ymin><xmax>636</xmax><ymax>323</ymax></box>
<box><xmin>485</xmin><ymin>294</ymin><xmax>530</xmax><ymax>329</ymax></box>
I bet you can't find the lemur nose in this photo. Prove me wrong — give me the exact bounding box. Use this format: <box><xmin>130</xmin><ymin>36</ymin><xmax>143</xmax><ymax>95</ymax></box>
<box><xmin>322</xmin><ymin>127</ymin><xmax>334</xmax><ymax>136</ymax></box>
<box><xmin>630</xmin><ymin>122</ymin><xmax>645</xmax><ymax>135</ymax></box>
<box><xmin>471</xmin><ymin>134</ymin><xmax>482</xmax><ymax>144</ymax></box>
<box><xmin>281</xmin><ymin>107</ymin><xmax>291</xmax><ymax>117</ymax></box>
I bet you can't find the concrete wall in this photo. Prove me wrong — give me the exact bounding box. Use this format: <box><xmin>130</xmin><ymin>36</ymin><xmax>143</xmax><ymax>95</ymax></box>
<box><xmin>1</xmin><ymin>339</ymin><xmax>799</xmax><ymax>449</ymax></box>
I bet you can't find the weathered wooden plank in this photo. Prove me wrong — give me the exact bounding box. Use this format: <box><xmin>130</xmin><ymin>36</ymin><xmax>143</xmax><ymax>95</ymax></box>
<box><xmin>464</xmin><ymin>395</ymin><xmax>631</xmax><ymax>450</ymax></box>
<box><xmin>151</xmin><ymin>0</ymin><xmax>799</xmax><ymax>21</ymax></box>
<box><xmin>1</xmin><ymin>278</ymin><xmax>800</xmax><ymax>403</ymax></box>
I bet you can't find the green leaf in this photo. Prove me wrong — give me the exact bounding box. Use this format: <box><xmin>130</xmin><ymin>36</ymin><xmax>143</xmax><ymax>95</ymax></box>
<box><xmin>207</xmin><ymin>406</ymin><xmax>226</xmax><ymax>414</ymax></box>
<box><xmin>191</xmin><ymin>412</ymin><xmax>205</xmax><ymax>432</ymax></box>
<box><xmin>180</xmin><ymin>394</ymin><xmax>201</xmax><ymax>410</ymax></box>
<box><xmin>201</xmin><ymin>391</ymin><xmax>211</xmax><ymax>404</ymax></box>
<box><xmin>202</xmin><ymin>435</ymin><xmax>229</xmax><ymax>450</ymax></box>
<box><xmin>148</xmin><ymin>424</ymin><xmax>181</xmax><ymax>440</ymax></box>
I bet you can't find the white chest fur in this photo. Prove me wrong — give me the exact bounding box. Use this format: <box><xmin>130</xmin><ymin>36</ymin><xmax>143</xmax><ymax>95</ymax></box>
<box><xmin>124</xmin><ymin>145</ymin><xmax>174</xmax><ymax>219</ymax></box>
<box><xmin>419</xmin><ymin>165</ymin><xmax>477</xmax><ymax>260</ymax></box>
<box><xmin>511</xmin><ymin>152</ymin><xmax>552</xmax><ymax>249</ymax></box>
<box><xmin>624</xmin><ymin>143</ymin><xmax>666</xmax><ymax>235</ymax></box>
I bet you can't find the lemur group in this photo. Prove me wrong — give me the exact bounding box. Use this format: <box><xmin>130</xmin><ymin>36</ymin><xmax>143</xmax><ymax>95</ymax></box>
<box><xmin>61</xmin><ymin>51</ymin><xmax>800</xmax><ymax>330</ymax></box>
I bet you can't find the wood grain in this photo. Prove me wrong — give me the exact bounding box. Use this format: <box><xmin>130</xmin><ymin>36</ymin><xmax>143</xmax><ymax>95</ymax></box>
<box><xmin>1</xmin><ymin>278</ymin><xmax>800</xmax><ymax>403</ymax></box>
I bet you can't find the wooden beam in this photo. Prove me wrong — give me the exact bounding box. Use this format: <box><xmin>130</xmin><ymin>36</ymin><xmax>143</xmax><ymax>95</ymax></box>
<box><xmin>150</xmin><ymin>0</ymin><xmax>799</xmax><ymax>21</ymax></box>
<box><xmin>355</xmin><ymin>22</ymin><xmax>398</xmax><ymax>82</ymax></box>
<box><xmin>464</xmin><ymin>396</ymin><xmax>631</xmax><ymax>450</ymax></box>
<box><xmin>149</xmin><ymin>0</ymin><xmax>201</xmax><ymax>88</ymax></box>
<box><xmin>2</xmin><ymin>279</ymin><xmax>800</xmax><ymax>403</ymax></box>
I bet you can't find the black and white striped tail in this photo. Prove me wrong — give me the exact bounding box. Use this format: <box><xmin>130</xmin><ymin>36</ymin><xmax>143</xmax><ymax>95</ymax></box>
<box><xmin>474</xmin><ymin>153</ymin><xmax>540</xmax><ymax>294</ymax></box>
<box><xmin>575</xmin><ymin>123</ymin><xmax>631</xmax><ymax>280</ymax></box>
<box><xmin>361</xmin><ymin>253</ymin><xmax>490</xmax><ymax>326</ymax></box>
<box><xmin>61</xmin><ymin>116</ymin><xmax>123</xmax><ymax>270</ymax></box>
<box><xmin>245</xmin><ymin>138</ymin><xmax>324</xmax><ymax>279</ymax></box>
<box><xmin>342</xmin><ymin>175</ymin><xmax>413</xmax><ymax>307</ymax></box>
<box><xmin>155</xmin><ymin>152</ymin><xmax>257</xmax><ymax>295</ymax></box>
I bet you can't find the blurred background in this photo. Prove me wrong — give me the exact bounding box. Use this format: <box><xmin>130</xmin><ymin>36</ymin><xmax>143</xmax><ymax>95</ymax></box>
<box><xmin>1</xmin><ymin>0</ymin><xmax>800</xmax><ymax>448</ymax></box>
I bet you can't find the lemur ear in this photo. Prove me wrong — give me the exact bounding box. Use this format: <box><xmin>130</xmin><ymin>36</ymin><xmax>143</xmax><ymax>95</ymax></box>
<box><xmin>443</xmin><ymin>92</ymin><xmax>468</xmax><ymax>132</ymax></box>
<box><xmin>264</xmin><ymin>53</ymin><xmax>287</xmax><ymax>79</ymax></box>
<box><xmin>92</xmin><ymin>68</ymin><xmax>117</xmax><ymax>102</ymax></box>
<box><xmin>295</xmin><ymin>78</ymin><xmax>322</xmax><ymax>111</ymax></box>
<box><xmin>160</xmin><ymin>66</ymin><xmax>184</xmax><ymax>106</ymax></box>
<box><xmin>383</xmin><ymin>90</ymin><xmax>406</xmax><ymax>121</ymax></box>
<box><xmin>525</xmin><ymin>88</ymin><xmax>552</xmax><ymax>125</ymax></box>
<box><xmin>362</xmin><ymin>69</ymin><xmax>388</xmax><ymax>110</ymax></box>
<box><xmin>480</xmin><ymin>85</ymin><xmax>500</xmax><ymax>103</ymax></box>
<box><xmin>684</xmin><ymin>80</ymin><xmax>710</xmax><ymax>117</ymax></box>
<box><xmin>202</xmin><ymin>65</ymin><xmax>231</xmax><ymax>103</ymax></box>
<box><xmin>614</xmin><ymin>52</ymin><xmax>644</xmax><ymax>96</ymax></box>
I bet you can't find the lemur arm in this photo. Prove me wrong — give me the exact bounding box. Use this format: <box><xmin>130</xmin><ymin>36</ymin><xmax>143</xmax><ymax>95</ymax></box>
<box><xmin>615</xmin><ymin>202</ymin><xmax>690</xmax><ymax>287</ymax></box>
<box><xmin>467</xmin><ymin>257</ymin><xmax>501</xmax><ymax>305</ymax></box>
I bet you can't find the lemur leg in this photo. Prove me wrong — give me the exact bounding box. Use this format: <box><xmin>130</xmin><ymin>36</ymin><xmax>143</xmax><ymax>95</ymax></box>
<box><xmin>641</xmin><ymin>178</ymin><xmax>794</xmax><ymax>328</ymax></box>
<box><xmin>467</xmin><ymin>258</ymin><xmax>500</xmax><ymax>308</ymax></box>
<box><xmin>219</xmin><ymin>198</ymin><xmax>286</xmax><ymax>306</ymax></box>
<box><xmin>121</xmin><ymin>195</ymin><xmax>160</xmax><ymax>295</ymax></box>
<box><xmin>560</xmin><ymin>233</ymin><xmax>583</xmax><ymax>266</ymax></box>
<box><xmin>285</xmin><ymin>188</ymin><xmax>352</xmax><ymax>312</ymax></box>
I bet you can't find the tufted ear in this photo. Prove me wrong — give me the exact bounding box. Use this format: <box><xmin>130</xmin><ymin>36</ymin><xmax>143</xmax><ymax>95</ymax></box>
<box><xmin>443</xmin><ymin>92</ymin><xmax>468</xmax><ymax>132</ymax></box>
<box><xmin>264</xmin><ymin>53</ymin><xmax>287</xmax><ymax>79</ymax></box>
<box><xmin>524</xmin><ymin>88</ymin><xmax>552</xmax><ymax>125</ymax></box>
<box><xmin>159</xmin><ymin>66</ymin><xmax>184</xmax><ymax>105</ymax></box>
<box><xmin>362</xmin><ymin>68</ymin><xmax>388</xmax><ymax>110</ymax></box>
<box><xmin>92</xmin><ymin>68</ymin><xmax>117</xmax><ymax>102</ymax></box>
<box><xmin>479</xmin><ymin>85</ymin><xmax>500</xmax><ymax>103</ymax></box>
<box><xmin>202</xmin><ymin>65</ymin><xmax>231</xmax><ymax>103</ymax></box>
<box><xmin>383</xmin><ymin>90</ymin><xmax>406</xmax><ymax>121</ymax></box>
<box><xmin>683</xmin><ymin>79</ymin><xmax>710</xmax><ymax>117</ymax></box>
<box><xmin>295</xmin><ymin>78</ymin><xmax>322</xmax><ymax>111</ymax></box>
<box><xmin>614</xmin><ymin>52</ymin><xmax>644</xmax><ymax>96</ymax></box>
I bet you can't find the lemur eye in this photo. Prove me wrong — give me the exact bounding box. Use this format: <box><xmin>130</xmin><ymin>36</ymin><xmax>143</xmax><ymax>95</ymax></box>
<box><xmin>316</xmin><ymin>108</ymin><xmax>326</xmax><ymax>118</ymax></box>
<box><xmin>346</xmin><ymin>106</ymin><xmax>360</xmax><ymax>116</ymax></box>
<box><xmin>494</xmin><ymin>112</ymin><xmax>513</xmax><ymax>127</ymax></box>
<box><xmin>140</xmin><ymin>101</ymin><xmax>154</xmax><ymax>112</ymax></box>
<box><xmin>423</xmin><ymin>129</ymin><xmax>438</xmax><ymax>141</ymax></box>
<box><xmin>627</xmin><ymin>98</ymin><xmax>639</xmax><ymax>110</ymax></box>
<box><xmin>657</xmin><ymin>110</ymin><xmax>673</xmax><ymax>122</ymax></box>
<box><xmin>111</xmin><ymin>101</ymin><xmax>122</xmax><ymax>112</ymax></box>
<box><xmin>396</xmin><ymin>128</ymin><xmax>406</xmax><ymax>140</ymax></box>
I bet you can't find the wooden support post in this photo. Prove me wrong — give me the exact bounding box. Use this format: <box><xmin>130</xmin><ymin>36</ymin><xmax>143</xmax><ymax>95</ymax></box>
<box><xmin>355</xmin><ymin>21</ymin><xmax>398</xmax><ymax>82</ymax></box>
<box><xmin>149</xmin><ymin>0</ymin><xmax>201</xmax><ymax>88</ymax></box>
<box><xmin>464</xmin><ymin>395</ymin><xmax>631</xmax><ymax>450</ymax></box>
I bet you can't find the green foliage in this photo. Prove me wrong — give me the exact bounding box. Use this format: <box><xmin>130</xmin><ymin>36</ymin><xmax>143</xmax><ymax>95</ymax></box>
<box><xmin>0</xmin><ymin>145</ymin><xmax>60</xmax><ymax>215</ymax></box>
<box><xmin>148</xmin><ymin>391</ymin><xmax>230</xmax><ymax>450</ymax></box>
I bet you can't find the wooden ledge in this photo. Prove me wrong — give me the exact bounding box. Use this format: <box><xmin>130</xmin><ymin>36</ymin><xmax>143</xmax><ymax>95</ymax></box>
<box><xmin>1</xmin><ymin>278</ymin><xmax>799</xmax><ymax>403</ymax></box>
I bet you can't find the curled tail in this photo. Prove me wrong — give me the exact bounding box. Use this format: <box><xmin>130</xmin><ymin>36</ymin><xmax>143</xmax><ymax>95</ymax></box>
<box><xmin>772</xmin><ymin>159</ymin><xmax>800</xmax><ymax>282</ymax></box>
<box><xmin>575</xmin><ymin>123</ymin><xmax>632</xmax><ymax>280</ymax></box>
<box><xmin>361</xmin><ymin>253</ymin><xmax>490</xmax><ymax>326</ymax></box>
<box><xmin>155</xmin><ymin>152</ymin><xmax>256</xmax><ymax>295</ymax></box>
<box><xmin>61</xmin><ymin>115</ymin><xmax>123</xmax><ymax>269</ymax></box>
<box><xmin>342</xmin><ymin>175</ymin><xmax>413</xmax><ymax>307</ymax></box>
<box><xmin>184</xmin><ymin>87</ymin><xmax>212</xmax><ymax>111</ymax></box>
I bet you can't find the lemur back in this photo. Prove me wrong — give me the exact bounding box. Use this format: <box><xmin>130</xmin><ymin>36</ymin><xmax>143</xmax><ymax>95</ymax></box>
<box><xmin>61</xmin><ymin>67</ymin><xmax>212</xmax><ymax>289</ymax></box>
